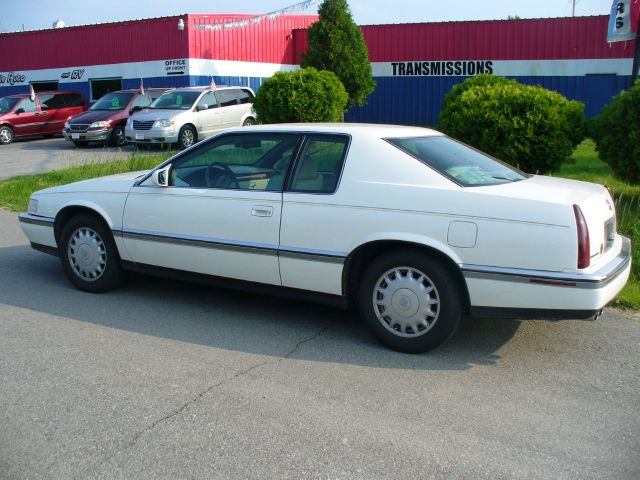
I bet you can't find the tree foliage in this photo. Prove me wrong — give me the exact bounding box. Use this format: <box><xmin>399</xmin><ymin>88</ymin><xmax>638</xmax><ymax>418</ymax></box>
<box><xmin>301</xmin><ymin>0</ymin><xmax>375</xmax><ymax>108</ymax></box>
<box><xmin>590</xmin><ymin>81</ymin><xmax>640</xmax><ymax>183</ymax></box>
<box><xmin>439</xmin><ymin>75</ymin><xmax>585</xmax><ymax>174</ymax></box>
<box><xmin>252</xmin><ymin>68</ymin><xmax>348</xmax><ymax>123</ymax></box>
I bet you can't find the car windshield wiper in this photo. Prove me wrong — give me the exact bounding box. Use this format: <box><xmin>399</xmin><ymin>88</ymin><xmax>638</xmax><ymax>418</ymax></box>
<box><xmin>490</xmin><ymin>175</ymin><xmax>517</xmax><ymax>182</ymax></box>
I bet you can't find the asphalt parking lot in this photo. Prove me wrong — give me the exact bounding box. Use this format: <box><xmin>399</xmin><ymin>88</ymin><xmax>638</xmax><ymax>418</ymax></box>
<box><xmin>0</xmin><ymin>135</ymin><xmax>157</xmax><ymax>180</ymax></box>
<box><xmin>0</xmin><ymin>208</ymin><xmax>639</xmax><ymax>479</ymax></box>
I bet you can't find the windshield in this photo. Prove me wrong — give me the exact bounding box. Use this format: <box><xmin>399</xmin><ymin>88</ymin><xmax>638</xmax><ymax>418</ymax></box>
<box><xmin>148</xmin><ymin>91</ymin><xmax>201</xmax><ymax>110</ymax></box>
<box><xmin>91</xmin><ymin>92</ymin><xmax>135</xmax><ymax>111</ymax></box>
<box><xmin>386</xmin><ymin>136</ymin><xmax>528</xmax><ymax>187</ymax></box>
<box><xmin>0</xmin><ymin>97</ymin><xmax>21</xmax><ymax>113</ymax></box>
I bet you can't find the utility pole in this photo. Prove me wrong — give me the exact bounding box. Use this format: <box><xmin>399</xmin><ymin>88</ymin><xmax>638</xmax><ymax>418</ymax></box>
<box><xmin>572</xmin><ymin>0</ymin><xmax>576</xmax><ymax>17</ymax></box>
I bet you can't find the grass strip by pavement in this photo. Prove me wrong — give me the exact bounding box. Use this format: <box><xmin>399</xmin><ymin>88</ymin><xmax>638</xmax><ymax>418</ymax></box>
<box><xmin>0</xmin><ymin>153</ymin><xmax>169</xmax><ymax>212</ymax></box>
<box><xmin>0</xmin><ymin>140</ymin><xmax>637</xmax><ymax>309</ymax></box>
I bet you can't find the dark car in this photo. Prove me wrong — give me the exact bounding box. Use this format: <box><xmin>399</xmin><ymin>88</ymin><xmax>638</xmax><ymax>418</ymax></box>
<box><xmin>0</xmin><ymin>91</ymin><xmax>86</xmax><ymax>145</ymax></box>
<box><xmin>63</xmin><ymin>88</ymin><xmax>169</xmax><ymax>147</ymax></box>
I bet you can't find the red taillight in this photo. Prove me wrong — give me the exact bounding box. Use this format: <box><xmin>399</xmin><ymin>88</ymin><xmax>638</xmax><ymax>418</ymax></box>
<box><xmin>573</xmin><ymin>204</ymin><xmax>590</xmax><ymax>269</ymax></box>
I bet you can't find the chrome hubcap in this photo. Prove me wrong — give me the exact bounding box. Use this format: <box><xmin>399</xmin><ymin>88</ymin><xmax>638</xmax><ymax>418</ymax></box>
<box><xmin>372</xmin><ymin>267</ymin><xmax>440</xmax><ymax>338</ymax></box>
<box><xmin>115</xmin><ymin>128</ymin><xmax>125</xmax><ymax>145</ymax></box>
<box><xmin>0</xmin><ymin>129</ymin><xmax>11</xmax><ymax>143</ymax></box>
<box><xmin>182</xmin><ymin>130</ymin><xmax>194</xmax><ymax>147</ymax></box>
<box><xmin>67</xmin><ymin>227</ymin><xmax>107</xmax><ymax>282</ymax></box>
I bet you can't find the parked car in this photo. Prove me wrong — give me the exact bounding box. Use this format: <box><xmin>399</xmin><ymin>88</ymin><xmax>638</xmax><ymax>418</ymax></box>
<box><xmin>63</xmin><ymin>88</ymin><xmax>169</xmax><ymax>147</ymax></box>
<box><xmin>0</xmin><ymin>91</ymin><xmax>86</xmax><ymax>145</ymax></box>
<box><xmin>19</xmin><ymin>124</ymin><xmax>631</xmax><ymax>353</ymax></box>
<box><xmin>125</xmin><ymin>86</ymin><xmax>256</xmax><ymax>149</ymax></box>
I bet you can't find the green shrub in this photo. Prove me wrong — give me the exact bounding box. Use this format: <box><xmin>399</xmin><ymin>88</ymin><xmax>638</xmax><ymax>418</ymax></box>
<box><xmin>590</xmin><ymin>81</ymin><xmax>640</xmax><ymax>183</ymax></box>
<box><xmin>439</xmin><ymin>75</ymin><xmax>585</xmax><ymax>174</ymax></box>
<box><xmin>253</xmin><ymin>68</ymin><xmax>348</xmax><ymax>124</ymax></box>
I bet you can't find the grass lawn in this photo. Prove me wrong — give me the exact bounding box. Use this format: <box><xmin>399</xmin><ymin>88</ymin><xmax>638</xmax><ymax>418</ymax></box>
<box><xmin>0</xmin><ymin>140</ymin><xmax>637</xmax><ymax>309</ymax></box>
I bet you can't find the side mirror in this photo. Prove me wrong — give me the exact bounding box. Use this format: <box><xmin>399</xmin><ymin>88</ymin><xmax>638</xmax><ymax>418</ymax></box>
<box><xmin>196</xmin><ymin>104</ymin><xmax>209</xmax><ymax>112</ymax></box>
<box><xmin>15</xmin><ymin>108</ymin><xmax>25</xmax><ymax>114</ymax></box>
<box><xmin>129</xmin><ymin>105</ymin><xmax>143</xmax><ymax>115</ymax></box>
<box><xmin>151</xmin><ymin>165</ymin><xmax>171</xmax><ymax>187</ymax></box>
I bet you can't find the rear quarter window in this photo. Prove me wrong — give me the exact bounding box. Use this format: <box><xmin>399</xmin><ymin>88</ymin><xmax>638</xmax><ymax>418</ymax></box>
<box><xmin>386</xmin><ymin>136</ymin><xmax>528</xmax><ymax>187</ymax></box>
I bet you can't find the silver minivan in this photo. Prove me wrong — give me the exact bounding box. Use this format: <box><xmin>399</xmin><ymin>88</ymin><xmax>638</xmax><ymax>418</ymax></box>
<box><xmin>125</xmin><ymin>86</ymin><xmax>256</xmax><ymax>149</ymax></box>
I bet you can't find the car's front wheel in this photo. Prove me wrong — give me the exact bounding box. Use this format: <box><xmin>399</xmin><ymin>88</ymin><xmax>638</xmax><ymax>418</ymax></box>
<box><xmin>177</xmin><ymin>125</ymin><xmax>196</xmax><ymax>150</ymax></box>
<box><xmin>59</xmin><ymin>214</ymin><xmax>123</xmax><ymax>293</ymax></box>
<box><xmin>109</xmin><ymin>125</ymin><xmax>126</xmax><ymax>147</ymax></box>
<box><xmin>0</xmin><ymin>125</ymin><xmax>14</xmax><ymax>145</ymax></box>
<box><xmin>358</xmin><ymin>250</ymin><xmax>463</xmax><ymax>353</ymax></box>
<box><xmin>242</xmin><ymin>117</ymin><xmax>255</xmax><ymax>126</ymax></box>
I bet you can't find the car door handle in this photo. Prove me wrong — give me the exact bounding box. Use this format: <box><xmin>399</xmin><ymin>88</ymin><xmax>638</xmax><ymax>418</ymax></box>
<box><xmin>251</xmin><ymin>206</ymin><xmax>273</xmax><ymax>217</ymax></box>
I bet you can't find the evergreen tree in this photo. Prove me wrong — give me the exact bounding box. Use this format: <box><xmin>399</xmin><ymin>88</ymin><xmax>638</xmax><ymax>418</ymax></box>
<box><xmin>302</xmin><ymin>0</ymin><xmax>376</xmax><ymax>108</ymax></box>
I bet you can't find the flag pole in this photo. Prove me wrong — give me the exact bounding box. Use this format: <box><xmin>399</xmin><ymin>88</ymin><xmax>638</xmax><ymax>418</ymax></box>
<box><xmin>633</xmin><ymin>16</ymin><xmax>640</xmax><ymax>82</ymax></box>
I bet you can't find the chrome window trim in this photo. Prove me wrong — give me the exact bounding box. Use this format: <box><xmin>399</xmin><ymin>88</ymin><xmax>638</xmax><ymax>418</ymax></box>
<box><xmin>462</xmin><ymin>236</ymin><xmax>631</xmax><ymax>289</ymax></box>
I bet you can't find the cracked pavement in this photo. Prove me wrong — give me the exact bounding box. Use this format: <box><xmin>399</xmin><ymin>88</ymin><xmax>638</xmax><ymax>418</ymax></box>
<box><xmin>0</xmin><ymin>208</ymin><xmax>639</xmax><ymax>479</ymax></box>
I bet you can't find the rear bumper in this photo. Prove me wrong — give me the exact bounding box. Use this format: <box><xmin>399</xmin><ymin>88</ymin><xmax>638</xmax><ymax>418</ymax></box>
<box><xmin>463</xmin><ymin>236</ymin><xmax>631</xmax><ymax>315</ymax></box>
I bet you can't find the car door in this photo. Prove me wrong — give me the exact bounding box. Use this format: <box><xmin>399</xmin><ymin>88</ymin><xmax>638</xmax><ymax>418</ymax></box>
<box><xmin>37</xmin><ymin>93</ymin><xmax>64</xmax><ymax>134</ymax></box>
<box><xmin>10</xmin><ymin>97</ymin><xmax>43</xmax><ymax>137</ymax></box>
<box><xmin>122</xmin><ymin>132</ymin><xmax>301</xmax><ymax>286</ymax></box>
<box><xmin>194</xmin><ymin>91</ymin><xmax>221</xmax><ymax>139</ymax></box>
<box><xmin>279</xmin><ymin>135</ymin><xmax>351</xmax><ymax>295</ymax></box>
<box><xmin>215</xmin><ymin>89</ymin><xmax>240</xmax><ymax>130</ymax></box>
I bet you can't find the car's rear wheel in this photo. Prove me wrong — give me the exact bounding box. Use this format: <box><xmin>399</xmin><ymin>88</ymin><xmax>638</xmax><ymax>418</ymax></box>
<box><xmin>358</xmin><ymin>249</ymin><xmax>463</xmax><ymax>353</ymax></box>
<box><xmin>242</xmin><ymin>117</ymin><xmax>255</xmax><ymax>126</ymax></box>
<box><xmin>109</xmin><ymin>125</ymin><xmax>126</xmax><ymax>147</ymax></box>
<box><xmin>178</xmin><ymin>125</ymin><xmax>196</xmax><ymax>150</ymax></box>
<box><xmin>0</xmin><ymin>126</ymin><xmax>14</xmax><ymax>145</ymax></box>
<box><xmin>59</xmin><ymin>214</ymin><xmax>122</xmax><ymax>293</ymax></box>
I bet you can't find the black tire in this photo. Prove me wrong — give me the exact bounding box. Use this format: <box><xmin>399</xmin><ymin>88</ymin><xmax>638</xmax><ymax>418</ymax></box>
<box><xmin>242</xmin><ymin>117</ymin><xmax>255</xmax><ymax>126</ymax></box>
<box><xmin>72</xmin><ymin>140</ymin><xmax>89</xmax><ymax>147</ymax></box>
<box><xmin>0</xmin><ymin>125</ymin><xmax>14</xmax><ymax>145</ymax></box>
<box><xmin>42</xmin><ymin>134</ymin><xmax>56</xmax><ymax>139</ymax></box>
<box><xmin>177</xmin><ymin>125</ymin><xmax>196</xmax><ymax>150</ymax></box>
<box><xmin>59</xmin><ymin>214</ymin><xmax>123</xmax><ymax>293</ymax></box>
<box><xmin>357</xmin><ymin>249</ymin><xmax>463</xmax><ymax>353</ymax></box>
<box><xmin>109</xmin><ymin>125</ymin><xmax>126</xmax><ymax>147</ymax></box>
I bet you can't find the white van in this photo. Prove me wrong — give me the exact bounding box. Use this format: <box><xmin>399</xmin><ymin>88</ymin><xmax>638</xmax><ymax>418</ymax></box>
<box><xmin>125</xmin><ymin>86</ymin><xmax>256</xmax><ymax>149</ymax></box>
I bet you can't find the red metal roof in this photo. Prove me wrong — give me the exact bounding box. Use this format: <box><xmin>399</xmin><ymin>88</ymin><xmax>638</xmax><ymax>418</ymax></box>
<box><xmin>187</xmin><ymin>14</ymin><xmax>318</xmax><ymax>64</ymax></box>
<box><xmin>0</xmin><ymin>13</ymin><xmax>319</xmax><ymax>72</ymax></box>
<box><xmin>293</xmin><ymin>15</ymin><xmax>636</xmax><ymax>62</ymax></box>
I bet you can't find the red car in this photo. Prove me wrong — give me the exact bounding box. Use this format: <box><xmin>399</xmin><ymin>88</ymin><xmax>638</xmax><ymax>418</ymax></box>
<box><xmin>0</xmin><ymin>91</ymin><xmax>86</xmax><ymax>145</ymax></box>
<box><xmin>63</xmin><ymin>89</ymin><xmax>169</xmax><ymax>147</ymax></box>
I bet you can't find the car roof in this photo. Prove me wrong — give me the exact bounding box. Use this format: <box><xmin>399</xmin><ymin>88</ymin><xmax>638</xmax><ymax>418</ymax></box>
<box><xmin>5</xmin><ymin>91</ymin><xmax>83</xmax><ymax>97</ymax></box>
<box><xmin>106</xmin><ymin>88</ymin><xmax>172</xmax><ymax>94</ymax></box>
<box><xmin>229</xmin><ymin>123</ymin><xmax>442</xmax><ymax>138</ymax></box>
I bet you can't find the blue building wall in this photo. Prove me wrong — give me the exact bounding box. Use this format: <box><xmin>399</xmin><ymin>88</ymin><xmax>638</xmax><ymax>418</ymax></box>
<box><xmin>345</xmin><ymin>74</ymin><xmax>634</xmax><ymax>127</ymax></box>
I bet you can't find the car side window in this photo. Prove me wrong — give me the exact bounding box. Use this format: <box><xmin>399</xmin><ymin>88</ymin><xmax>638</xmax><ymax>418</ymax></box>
<box><xmin>216</xmin><ymin>90</ymin><xmax>238</xmax><ymax>107</ymax></box>
<box><xmin>169</xmin><ymin>134</ymin><xmax>300</xmax><ymax>191</ymax></box>
<box><xmin>64</xmin><ymin>94</ymin><xmax>85</xmax><ymax>107</ymax></box>
<box><xmin>196</xmin><ymin>91</ymin><xmax>218</xmax><ymax>109</ymax></box>
<box><xmin>17</xmin><ymin>98</ymin><xmax>38</xmax><ymax>113</ymax></box>
<box><xmin>289</xmin><ymin>136</ymin><xmax>349</xmax><ymax>194</ymax></box>
<box><xmin>39</xmin><ymin>94</ymin><xmax>66</xmax><ymax>110</ymax></box>
<box><xmin>237</xmin><ymin>89</ymin><xmax>254</xmax><ymax>104</ymax></box>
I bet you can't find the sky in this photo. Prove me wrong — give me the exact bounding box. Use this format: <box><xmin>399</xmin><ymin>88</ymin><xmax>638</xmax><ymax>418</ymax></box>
<box><xmin>0</xmin><ymin>0</ymin><xmax>613</xmax><ymax>33</ymax></box>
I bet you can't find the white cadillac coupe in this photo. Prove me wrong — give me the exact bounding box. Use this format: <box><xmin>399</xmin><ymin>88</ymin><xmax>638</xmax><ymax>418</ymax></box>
<box><xmin>19</xmin><ymin>124</ymin><xmax>631</xmax><ymax>352</ymax></box>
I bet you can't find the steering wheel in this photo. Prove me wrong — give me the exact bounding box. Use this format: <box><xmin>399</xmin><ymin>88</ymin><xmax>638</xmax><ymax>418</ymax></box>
<box><xmin>206</xmin><ymin>162</ymin><xmax>240</xmax><ymax>189</ymax></box>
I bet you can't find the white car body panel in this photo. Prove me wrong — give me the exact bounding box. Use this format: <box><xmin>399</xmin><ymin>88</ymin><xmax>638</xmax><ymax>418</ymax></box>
<box><xmin>122</xmin><ymin>186</ymin><xmax>281</xmax><ymax>285</ymax></box>
<box><xmin>19</xmin><ymin>123</ymin><xmax>631</xmax><ymax>320</ymax></box>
